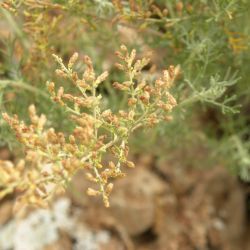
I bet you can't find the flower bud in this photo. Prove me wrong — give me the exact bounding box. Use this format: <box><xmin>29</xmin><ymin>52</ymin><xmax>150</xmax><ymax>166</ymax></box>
<box><xmin>126</xmin><ymin>161</ymin><xmax>135</xmax><ymax>168</ymax></box>
<box><xmin>106</xmin><ymin>183</ymin><xmax>114</xmax><ymax>195</ymax></box>
<box><xmin>87</xmin><ymin>188</ymin><xmax>100</xmax><ymax>196</ymax></box>
<box><xmin>128</xmin><ymin>98</ymin><xmax>137</xmax><ymax>106</ymax></box>
<box><xmin>68</xmin><ymin>52</ymin><xmax>79</xmax><ymax>69</ymax></box>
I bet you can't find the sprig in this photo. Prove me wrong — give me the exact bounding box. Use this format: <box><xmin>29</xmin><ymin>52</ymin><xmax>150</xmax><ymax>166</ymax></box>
<box><xmin>1</xmin><ymin>45</ymin><xmax>179</xmax><ymax>209</ymax></box>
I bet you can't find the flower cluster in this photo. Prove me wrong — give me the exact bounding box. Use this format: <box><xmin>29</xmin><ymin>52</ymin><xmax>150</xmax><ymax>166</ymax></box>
<box><xmin>1</xmin><ymin>46</ymin><xmax>179</xmax><ymax>209</ymax></box>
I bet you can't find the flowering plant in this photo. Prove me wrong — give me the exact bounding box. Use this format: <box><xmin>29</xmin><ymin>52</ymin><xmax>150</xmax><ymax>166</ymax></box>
<box><xmin>1</xmin><ymin>45</ymin><xmax>179</xmax><ymax>210</ymax></box>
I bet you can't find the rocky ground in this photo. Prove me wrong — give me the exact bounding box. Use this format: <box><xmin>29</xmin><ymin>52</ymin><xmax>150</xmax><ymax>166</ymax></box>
<box><xmin>0</xmin><ymin>152</ymin><xmax>250</xmax><ymax>250</ymax></box>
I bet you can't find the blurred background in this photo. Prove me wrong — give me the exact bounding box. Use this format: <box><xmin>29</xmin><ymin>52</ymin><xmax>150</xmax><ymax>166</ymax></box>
<box><xmin>0</xmin><ymin>1</ymin><xmax>250</xmax><ymax>249</ymax></box>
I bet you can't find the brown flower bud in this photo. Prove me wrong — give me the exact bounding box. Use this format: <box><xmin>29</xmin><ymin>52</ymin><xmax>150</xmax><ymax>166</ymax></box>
<box><xmin>106</xmin><ymin>183</ymin><xmax>113</xmax><ymax>195</ymax></box>
<box><xmin>120</xmin><ymin>44</ymin><xmax>127</xmax><ymax>51</ymax></box>
<box><xmin>47</xmin><ymin>81</ymin><xmax>55</xmax><ymax>94</ymax></box>
<box><xmin>176</xmin><ymin>1</ymin><xmax>184</xmax><ymax>12</ymax></box>
<box><xmin>128</xmin><ymin>98</ymin><xmax>137</xmax><ymax>106</ymax></box>
<box><xmin>139</xmin><ymin>92</ymin><xmax>150</xmax><ymax>104</ymax></box>
<box><xmin>108</xmin><ymin>161</ymin><xmax>116</xmax><ymax>169</ymax></box>
<box><xmin>86</xmin><ymin>173</ymin><xmax>97</xmax><ymax>182</ymax></box>
<box><xmin>87</xmin><ymin>188</ymin><xmax>100</xmax><ymax>196</ymax></box>
<box><xmin>166</xmin><ymin>93</ymin><xmax>177</xmax><ymax>106</ymax></box>
<box><xmin>113</xmin><ymin>82</ymin><xmax>129</xmax><ymax>91</ymax></box>
<box><xmin>68</xmin><ymin>52</ymin><xmax>79</xmax><ymax>68</ymax></box>
<box><xmin>164</xmin><ymin>115</ymin><xmax>173</xmax><ymax>122</ymax></box>
<box><xmin>126</xmin><ymin>161</ymin><xmax>135</xmax><ymax>168</ymax></box>
<box><xmin>95</xmin><ymin>71</ymin><xmax>109</xmax><ymax>85</ymax></box>
<box><xmin>115</xmin><ymin>63</ymin><xmax>125</xmax><ymax>71</ymax></box>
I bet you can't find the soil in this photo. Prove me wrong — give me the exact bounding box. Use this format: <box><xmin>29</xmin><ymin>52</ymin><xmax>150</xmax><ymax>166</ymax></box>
<box><xmin>0</xmin><ymin>150</ymin><xmax>250</xmax><ymax>250</ymax></box>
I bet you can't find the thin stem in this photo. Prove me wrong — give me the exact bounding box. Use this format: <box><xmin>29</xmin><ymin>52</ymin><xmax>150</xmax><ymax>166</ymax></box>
<box><xmin>80</xmin><ymin>134</ymin><xmax>119</xmax><ymax>163</ymax></box>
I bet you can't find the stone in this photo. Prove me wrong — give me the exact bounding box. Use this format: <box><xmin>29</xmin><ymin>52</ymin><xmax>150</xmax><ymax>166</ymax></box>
<box><xmin>110</xmin><ymin>168</ymin><xmax>167</xmax><ymax>236</ymax></box>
